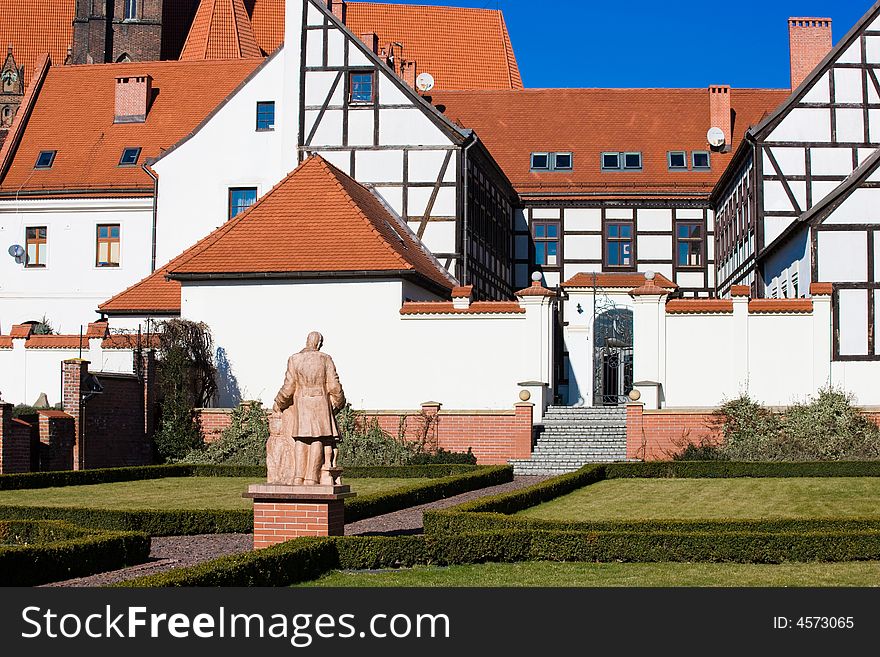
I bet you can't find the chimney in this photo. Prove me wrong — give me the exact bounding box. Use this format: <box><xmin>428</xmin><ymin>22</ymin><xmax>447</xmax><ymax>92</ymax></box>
<box><xmin>708</xmin><ymin>85</ymin><xmax>731</xmax><ymax>151</ymax></box>
<box><xmin>359</xmin><ymin>32</ymin><xmax>378</xmax><ymax>54</ymax></box>
<box><xmin>789</xmin><ymin>18</ymin><xmax>832</xmax><ymax>90</ymax></box>
<box><xmin>326</xmin><ymin>0</ymin><xmax>346</xmax><ymax>23</ymax></box>
<box><xmin>400</xmin><ymin>60</ymin><xmax>417</xmax><ymax>89</ymax></box>
<box><xmin>114</xmin><ymin>75</ymin><xmax>152</xmax><ymax>124</ymax></box>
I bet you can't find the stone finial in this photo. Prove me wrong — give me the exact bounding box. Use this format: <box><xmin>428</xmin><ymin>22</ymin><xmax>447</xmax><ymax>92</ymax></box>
<box><xmin>630</xmin><ymin>272</ymin><xmax>671</xmax><ymax>297</ymax></box>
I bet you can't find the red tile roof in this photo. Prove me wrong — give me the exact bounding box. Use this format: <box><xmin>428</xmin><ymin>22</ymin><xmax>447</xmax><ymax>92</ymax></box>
<box><xmin>400</xmin><ymin>301</ymin><xmax>525</xmax><ymax>315</ymax></box>
<box><xmin>730</xmin><ymin>285</ymin><xmax>751</xmax><ymax>297</ymax></box>
<box><xmin>0</xmin><ymin>0</ymin><xmax>74</xmax><ymax>85</ymax></box>
<box><xmin>562</xmin><ymin>272</ymin><xmax>677</xmax><ymax>289</ymax></box>
<box><xmin>180</xmin><ymin>0</ymin><xmax>262</xmax><ymax>60</ymax></box>
<box><xmin>0</xmin><ymin>58</ymin><xmax>262</xmax><ymax>195</ymax></box>
<box><xmin>246</xmin><ymin>1</ymin><xmax>523</xmax><ymax>89</ymax></box>
<box><xmin>431</xmin><ymin>88</ymin><xmax>790</xmax><ymax>197</ymax></box>
<box><xmin>101</xmin><ymin>155</ymin><xmax>455</xmax><ymax>314</ymax></box>
<box><xmin>666</xmin><ymin>299</ymin><xmax>734</xmax><ymax>314</ymax></box>
<box><xmin>748</xmin><ymin>299</ymin><xmax>813</xmax><ymax>314</ymax></box>
<box><xmin>515</xmin><ymin>281</ymin><xmax>555</xmax><ymax>297</ymax></box>
<box><xmin>810</xmin><ymin>283</ymin><xmax>834</xmax><ymax>296</ymax></box>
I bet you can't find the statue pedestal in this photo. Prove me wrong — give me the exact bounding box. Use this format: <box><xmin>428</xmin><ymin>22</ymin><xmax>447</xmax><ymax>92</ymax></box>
<box><xmin>244</xmin><ymin>484</ymin><xmax>356</xmax><ymax>549</ymax></box>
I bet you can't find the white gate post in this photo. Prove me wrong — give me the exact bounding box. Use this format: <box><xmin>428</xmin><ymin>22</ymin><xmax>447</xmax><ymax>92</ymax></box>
<box><xmin>630</xmin><ymin>273</ymin><xmax>669</xmax><ymax>410</ymax></box>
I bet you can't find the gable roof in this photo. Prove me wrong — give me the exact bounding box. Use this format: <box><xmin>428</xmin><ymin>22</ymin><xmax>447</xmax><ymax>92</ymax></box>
<box><xmin>431</xmin><ymin>88</ymin><xmax>789</xmax><ymax>198</ymax></box>
<box><xmin>562</xmin><ymin>272</ymin><xmax>678</xmax><ymax>290</ymax></box>
<box><xmin>180</xmin><ymin>0</ymin><xmax>262</xmax><ymax>60</ymax></box>
<box><xmin>0</xmin><ymin>0</ymin><xmax>74</xmax><ymax>85</ymax></box>
<box><xmin>750</xmin><ymin>2</ymin><xmax>880</xmax><ymax>140</ymax></box>
<box><xmin>0</xmin><ymin>58</ymin><xmax>263</xmax><ymax>196</ymax></box>
<box><xmin>100</xmin><ymin>155</ymin><xmax>455</xmax><ymax>314</ymax></box>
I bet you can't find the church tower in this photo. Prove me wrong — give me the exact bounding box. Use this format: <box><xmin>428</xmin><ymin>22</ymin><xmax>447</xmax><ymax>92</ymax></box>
<box><xmin>0</xmin><ymin>46</ymin><xmax>24</xmax><ymax>146</ymax></box>
<box><xmin>71</xmin><ymin>1</ymin><xmax>164</xmax><ymax>65</ymax></box>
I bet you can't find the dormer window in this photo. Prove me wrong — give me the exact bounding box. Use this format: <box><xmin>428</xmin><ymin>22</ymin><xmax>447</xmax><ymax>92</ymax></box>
<box><xmin>119</xmin><ymin>147</ymin><xmax>141</xmax><ymax>167</ymax></box>
<box><xmin>34</xmin><ymin>151</ymin><xmax>56</xmax><ymax>169</ymax></box>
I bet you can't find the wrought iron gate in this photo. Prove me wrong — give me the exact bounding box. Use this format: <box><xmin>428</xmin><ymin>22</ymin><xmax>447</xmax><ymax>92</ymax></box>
<box><xmin>593</xmin><ymin>307</ymin><xmax>634</xmax><ymax>407</ymax></box>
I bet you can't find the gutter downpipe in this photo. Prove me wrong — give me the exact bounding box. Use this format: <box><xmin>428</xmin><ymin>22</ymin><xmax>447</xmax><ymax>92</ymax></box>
<box><xmin>142</xmin><ymin>163</ymin><xmax>159</xmax><ymax>273</ymax></box>
<box><xmin>461</xmin><ymin>130</ymin><xmax>478</xmax><ymax>286</ymax></box>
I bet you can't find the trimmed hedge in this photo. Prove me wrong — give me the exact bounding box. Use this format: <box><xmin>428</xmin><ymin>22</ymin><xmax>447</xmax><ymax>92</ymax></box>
<box><xmin>606</xmin><ymin>461</ymin><xmax>880</xmax><ymax>479</ymax></box>
<box><xmin>0</xmin><ymin>520</ymin><xmax>150</xmax><ymax>586</ymax></box>
<box><xmin>0</xmin><ymin>466</ymin><xmax>512</xmax><ymax>536</ymax></box>
<box><xmin>120</xmin><ymin>526</ymin><xmax>880</xmax><ymax>587</ymax></box>
<box><xmin>0</xmin><ymin>463</ymin><xmax>481</xmax><ymax>492</ymax></box>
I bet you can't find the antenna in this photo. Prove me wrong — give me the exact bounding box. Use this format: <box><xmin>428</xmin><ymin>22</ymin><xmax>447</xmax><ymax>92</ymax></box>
<box><xmin>707</xmin><ymin>127</ymin><xmax>726</xmax><ymax>149</ymax></box>
<box><xmin>416</xmin><ymin>72</ymin><xmax>435</xmax><ymax>93</ymax></box>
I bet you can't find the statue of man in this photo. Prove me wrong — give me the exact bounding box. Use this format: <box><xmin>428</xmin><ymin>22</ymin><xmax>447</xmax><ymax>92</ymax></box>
<box><xmin>272</xmin><ymin>331</ymin><xmax>346</xmax><ymax>486</ymax></box>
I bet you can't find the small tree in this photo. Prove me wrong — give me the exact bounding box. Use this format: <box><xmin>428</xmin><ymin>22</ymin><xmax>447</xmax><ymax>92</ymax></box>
<box><xmin>153</xmin><ymin>319</ymin><xmax>217</xmax><ymax>462</ymax></box>
<box><xmin>31</xmin><ymin>315</ymin><xmax>55</xmax><ymax>335</ymax></box>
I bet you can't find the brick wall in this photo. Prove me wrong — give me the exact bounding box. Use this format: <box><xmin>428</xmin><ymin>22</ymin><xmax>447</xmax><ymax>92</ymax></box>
<box><xmin>789</xmin><ymin>18</ymin><xmax>832</xmax><ymax>89</ymax></box>
<box><xmin>0</xmin><ymin>403</ymin><xmax>34</xmax><ymax>474</ymax></box>
<box><xmin>628</xmin><ymin>404</ymin><xmax>880</xmax><ymax>461</ymax></box>
<box><xmin>365</xmin><ymin>402</ymin><xmax>533</xmax><ymax>464</ymax></box>
<box><xmin>195</xmin><ymin>408</ymin><xmax>234</xmax><ymax>443</ymax></box>
<box><xmin>38</xmin><ymin>410</ymin><xmax>75</xmax><ymax>472</ymax></box>
<box><xmin>253</xmin><ymin>500</ymin><xmax>345</xmax><ymax>549</ymax></box>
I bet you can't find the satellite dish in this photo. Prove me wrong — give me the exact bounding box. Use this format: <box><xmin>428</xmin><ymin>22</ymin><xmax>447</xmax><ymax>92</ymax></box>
<box><xmin>416</xmin><ymin>72</ymin><xmax>435</xmax><ymax>93</ymax></box>
<box><xmin>707</xmin><ymin>127</ymin><xmax>726</xmax><ymax>148</ymax></box>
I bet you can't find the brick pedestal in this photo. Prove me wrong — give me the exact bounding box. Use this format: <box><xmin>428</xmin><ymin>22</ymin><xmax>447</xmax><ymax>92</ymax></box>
<box><xmin>244</xmin><ymin>485</ymin><xmax>355</xmax><ymax>549</ymax></box>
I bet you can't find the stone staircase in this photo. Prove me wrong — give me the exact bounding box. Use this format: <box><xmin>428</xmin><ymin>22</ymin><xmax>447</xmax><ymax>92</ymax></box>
<box><xmin>509</xmin><ymin>406</ymin><xmax>628</xmax><ymax>475</ymax></box>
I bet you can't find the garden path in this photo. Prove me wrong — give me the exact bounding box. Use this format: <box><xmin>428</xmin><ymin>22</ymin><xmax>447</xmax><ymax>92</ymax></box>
<box><xmin>44</xmin><ymin>475</ymin><xmax>548</xmax><ymax>587</ymax></box>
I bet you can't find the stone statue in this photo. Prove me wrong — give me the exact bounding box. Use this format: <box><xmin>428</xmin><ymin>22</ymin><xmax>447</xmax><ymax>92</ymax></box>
<box><xmin>268</xmin><ymin>331</ymin><xmax>346</xmax><ymax>487</ymax></box>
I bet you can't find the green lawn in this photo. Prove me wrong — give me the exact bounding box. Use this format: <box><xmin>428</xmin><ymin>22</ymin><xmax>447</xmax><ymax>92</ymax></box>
<box><xmin>299</xmin><ymin>561</ymin><xmax>880</xmax><ymax>587</ymax></box>
<box><xmin>0</xmin><ymin>477</ymin><xmax>430</xmax><ymax>511</ymax></box>
<box><xmin>517</xmin><ymin>477</ymin><xmax>880</xmax><ymax>521</ymax></box>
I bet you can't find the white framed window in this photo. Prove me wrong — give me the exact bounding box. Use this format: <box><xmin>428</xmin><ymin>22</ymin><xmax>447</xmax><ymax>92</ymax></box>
<box><xmin>601</xmin><ymin>152</ymin><xmax>621</xmax><ymax>170</ymax></box>
<box><xmin>692</xmin><ymin>151</ymin><xmax>711</xmax><ymax>169</ymax></box>
<box><xmin>668</xmin><ymin>151</ymin><xmax>687</xmax><ymax>169</ymax></box>
<box><xmin>623</xmin><ymin>152</ymin><xmax>642</xmax><ymax>170</ymax></box>
<box><xmin>530</xmin><ymin>153</ymin><xmax>550</xmax><ymax>170</ymax></box>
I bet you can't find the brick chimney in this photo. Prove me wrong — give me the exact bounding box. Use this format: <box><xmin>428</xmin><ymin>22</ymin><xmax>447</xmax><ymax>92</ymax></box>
<box><xmin>327</xmin><ymin>0</ymin><xmax>346</xmax><ymax>23</ymax></box>
<box><xmin>400</xmin><ymin>60</ymin><xmax>417</xmax><ymax>89</ymax></box>
<box><xmin>708</xmin><ymin>85</ymin><xmax>731</xmax><ymax>151</ymax></box>
<box><xmin>114</xmin><ymin>75</ymin><xmax>152</xmax><ymax>124</ymax></box>
<box><xmin>359</xmin><ymin>32</ymin><xmax>378</xmax><ymax>53</ymax></box>
<box><xmin>789</xmin><ymin>18</ymin><xmax>833</xmax><ymax>90</ymax></box>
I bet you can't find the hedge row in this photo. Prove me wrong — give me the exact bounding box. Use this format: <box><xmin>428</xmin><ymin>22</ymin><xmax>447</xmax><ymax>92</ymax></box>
<box><xmin>0</xmin><ymin>466</ymin><xmax>512</xmax><ymax>535</ymax></box>
<box><xmin>0</xmin><ymin>463</ymin><xmax>482</xmax><ymax>491</ymax></box>
<box><xmin>0</xmin><ymin>520</ymin><xmax>150</xmax><ymax>586</ymax></box>
<box><xmin>606</xmin><ymin>461</ymin><xmax>880</xmax><ymax>479</ymax></box>
<box><xmin>121</xmin><ymin>527</ymin><xmax>880</xmax><ymax>587</ymax></box>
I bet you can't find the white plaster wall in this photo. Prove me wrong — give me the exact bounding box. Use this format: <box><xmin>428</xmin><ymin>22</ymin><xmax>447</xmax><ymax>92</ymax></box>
<box><xmin>824</xmin><ymin>188</ymin><xmax>880</xmax><ymax>224</ymax></box>
<box><xmin>637</xmin><ymin>235</ymin><xmax>671</xmax><ymax>261</ymax></box>
<box><xmin>746</xmin><ymin>314</ymin><xmax>815</xmax><ymax>403</ymax></box>
<box><xmin>664</xmin><ymin>314</ymin><xmax>737</xmax><ymax>406</ymax></box>
<box><xmin>831</xmin><ymin>361</ymin><xmax>880</xmax><ymax>405</ymax></box>
<box><xmin>152</xmin><ymin>52</ymin><xmax>289</xmax><ymax>267</ymax></box>
<box><xmin>180</xmin><ymin>278</ymin><xmax>548</xmax><ymax>410</ymax></box>
<box><xmin>0</xmin><ymin>198</ymin><xmax>153</xmax><ymax>332</ymax></box>
<box><xmin>818</xmin><ymin>231</ymin><xmax>868</xmax><ymax>281</ymax></box>
<box><xmin>768</xmin><ymin>108</ymin><xmax>831</xmax><ymax>142</ymax></box>
<box><xmin>810</xmin><ymin>148</ymin><xmax>853</xmax><ymax>176</ymax></box>
<box><xmin>838</xmin><ymin>288</ymin><xmax>869</xmax><ymax>355</ymax></box>
<box><xmin>563</xmin><ymin>234</ymin><xmax>601</xmax><ymax>260</ymax></box>
<box><xmin>564</xmin><ymin>208</ymin><xmax>601</xmax><ymax>231</ymax></box>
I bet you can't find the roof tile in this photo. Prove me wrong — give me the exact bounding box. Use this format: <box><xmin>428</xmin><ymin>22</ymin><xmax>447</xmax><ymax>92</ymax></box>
<box><xmin>562</xmin><ymin>272</ymin><xmax>677</xmax><ymax>289</ymax></box>
<box><xmin>180</xmin><ymin>0</ymin><xmax>262</xmax><ymax>60</ymax></box>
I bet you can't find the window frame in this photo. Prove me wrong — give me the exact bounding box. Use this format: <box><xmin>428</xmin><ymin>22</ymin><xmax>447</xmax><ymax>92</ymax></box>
<box><xmin>604</xmin><ymin>220</ymin><xmax>635</xmax><ymax>270</ymax></box>
<box><xmin>228</xmin><ymin>187</ymin><xmax>258</xmax><ymax>219</ymax></box>
<box><xmin>675</xmin><ymin>221</ymin><xmax>704</xmax><ymax>270</ymax></box>
<box><xmin>25</xmin><ymin>226</ymin><xmax>47</xmax><ymax>268</ymax></box>
<box><xmin>668</xmin><ymin>151</ymin><xmax>687</xmax><ymax>170</ymax></box>
<box><xmin>118</xmin><ymin>147</ymin><xmax>141</xmax><ymax>167</ymax></box>
<box><xmin>124</xmin><ymin>0</ymin><xmax>137</xmax><ymax>21</ymax></box>
<box><xmin>530</xmin><ymin>152</ymin><xmax>550</xmax><ymax>171</ymax></box>
<box><xmin>256</xmin><ymin>101</ymin><xmax>275</xmax><ymax>131</ymax></box>
<box><xmin>95</xmin><ymin>224</ymin><xmax>121</xmax><ymax>268</ymax></box>
<box><xmin>552</xmin><ymin>152</ymin><xmax>573</xmax><ymax>170</ymax></box>
<box><xmin>692</xmin><ymin>151</ymin><xmax>711</xmax><ymax>169</ymax></box>
<box><xmin>532</xmin><ymin>220</ymin><xmax>561</xmax><ymax>268</ymax></box>
<box><xmin>348</xmin><ymin>70</ymin><xmax>376</xmax><ymax>105</ymax></box>
<box><xmin>34</xmin><ymin>150</ymin><xmax>56</xmax><ymax>169</ymax></box>
<box><xmin>601</xmin><ymin>152</ymin><xmax>621</xmax><ymax>171</ymax></box>
<box><xmin>623</xmin><ymin>152</ymin><xmax>643</xmax><ymax>170</ymax></box>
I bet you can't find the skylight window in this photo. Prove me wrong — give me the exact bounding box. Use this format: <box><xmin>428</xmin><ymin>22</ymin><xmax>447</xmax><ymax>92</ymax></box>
<box><xmin>601</xmin><ymin>152</ymin><xmax>621</xmax><ymax>170</ymax></box>
<box><xmin>668</xmin><ymin>151</ymin><xmax>687</xmax><ymax>170</ymax></box>
<box><xmin>530</xmin><ymin>153</ymin><xmax>550</xmax><ymax>170</ymax></box>
<box><xmin>119</xmin><ymin>147</ymin><xmax>141</xmax><ymax>167</ymax></box>
<box><xmin>692</xmin><ymin>151</ymin><xmax>711</xmax><ymax>169</ymax></box>
<box><xmin>623</xmin><ymin>152</ymin><xmax>642</xmax><ymax>170</ymax></box>
<box><xmin>553</xmin><ymin>152</ymin><xmax>573</xmax><ymax>170</ymax></box>
<box><xmin>34</xmin><ymin>150</ymin><xmax>56</xmax><ymax>169</ymax></box>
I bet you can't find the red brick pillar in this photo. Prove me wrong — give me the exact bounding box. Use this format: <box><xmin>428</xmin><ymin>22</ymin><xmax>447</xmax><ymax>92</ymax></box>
<box><xmin>0</xmin><ymin>402</ymin><xmax>9</xmax><ymax>473</ymax></box>
<box><xmin>626</xmin><ymin>402</ymin><xmax>644</xmax><ymax>460</ymax></box>
<box><xmin>0</xmin><ymin>403</ymin><xmax>34</xmax><ymax>474</ymax></box>
<box><xmin>513</xmin><ymin>402</ymin><xmax>534</xmax><ymax>459</ymax></box>
<box><xmin>38</xmin><ymin>410</ymin><xmax>75</xmax><ymax>471</ymax></box>
<box><xmin>252</xmin><ymin>500</ymin><xmax>345</xmax><ymax>549</ymax></box>
<box><xmin>62</xmin><ymin>359</ymin><xmax>89</xmax><ymax>471</ymax></box>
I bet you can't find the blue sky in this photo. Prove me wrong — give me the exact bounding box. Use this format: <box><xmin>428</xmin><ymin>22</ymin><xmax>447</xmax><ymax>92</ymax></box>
<box><xmin>377</xmin><ymin>0</ymin><xmax>873</xmax><ymax>88</ymax></box>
